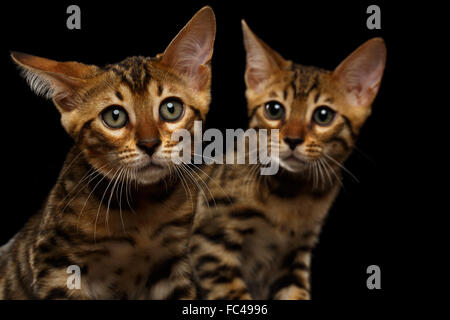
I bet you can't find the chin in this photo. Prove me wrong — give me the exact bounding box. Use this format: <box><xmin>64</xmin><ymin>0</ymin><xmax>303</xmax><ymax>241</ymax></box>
<box><xmin>279</xmin><ymin>157</ymin><xmax>309</xmax><ymax>174</ymax></box>
<box><xmin>135</xmin><ymin>163</ymin><xmax>170</xmax><ymax>185</ymax></box>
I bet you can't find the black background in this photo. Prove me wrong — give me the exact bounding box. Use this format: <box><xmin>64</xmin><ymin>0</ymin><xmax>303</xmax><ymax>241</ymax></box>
<box><xmin>0</xmin><ymin>0</ymin><xmax>423</xmax><ymax>306</ymax></box>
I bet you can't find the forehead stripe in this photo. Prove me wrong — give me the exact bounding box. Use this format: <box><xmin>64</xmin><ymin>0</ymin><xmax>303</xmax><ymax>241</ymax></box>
<box><xmin>108</xmin><ymin>57</ymin><xmax>152</xmax><ymax>91</ymax></box>
<box><xmin>115</xmin><ymin>90</ymin><xmax>124</xmax><ymax>101</ymax></box>
<box><xmin>157</xmin><ymin>83</ymin><xmax>163</xmax><ymax>97</ymax></box>
<box><xmin>314</xmin><ymin>92</ymin><xmax>320</xmax><ymax>103</ymax></box>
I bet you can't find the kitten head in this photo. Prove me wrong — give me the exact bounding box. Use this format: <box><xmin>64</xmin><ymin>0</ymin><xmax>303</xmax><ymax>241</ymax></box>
<box><xmin>12</xmin><ymin>6</ymin><xmax>216</xmax><ymax>185</ymax></box>
<box><xmin>242</xmin><ymin>21</ymin><xmax>386</xmax><ymax>178</ymax></box>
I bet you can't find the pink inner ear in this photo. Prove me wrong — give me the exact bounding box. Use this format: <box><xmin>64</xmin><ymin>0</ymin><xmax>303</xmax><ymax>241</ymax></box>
<box><xmin>335</xmin><ymin>38</ymin><xmax>386</xmax><ymax>107</ymax></box>
<box><xmin>245</xmin><ymin>46</ymin><xmax>279</xmax><ymax>90</ymax></box>
<box><xmin>11</xmin><ymin>52</ymin><xmax>92</xmax><ymax>111</ymax></box>
<box><xmin>48</xmin><ymin>73</ymin><xmax>86</xmax><ymax>111</ymax></box>
<box><xmin>167</xmin><ymin>24</ymin><xmax>213</xmax><ymax>75</ymax></box>
<box><xmin>159</xmin><ymin>7</ymin><xmax>215</xmax><ymax>90</ymax></box>
<box><xmin>242</xmin><ymin>21</ymin><xmax>282</xmax><ymax>91</ymax></box>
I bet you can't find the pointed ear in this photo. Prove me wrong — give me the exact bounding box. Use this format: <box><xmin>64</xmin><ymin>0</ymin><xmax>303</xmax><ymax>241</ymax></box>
<box><xmin>333</xmin><ymin>38</ymin><xmax>386</xmax><ymax>107</ymax></box>
<box><xmin>159</xmin><ymin>6</ymin><xmax>216</xmax><ymax>91</ymax></box>
<box><xmin>242</xmin><ymin>20</ymin><xmax>289</xmax><ymax>92</ymax></box>
<box><xmin>11</xmin><ymin>51</ymin><xmax>98</xmax><ymax>112</ymax></box>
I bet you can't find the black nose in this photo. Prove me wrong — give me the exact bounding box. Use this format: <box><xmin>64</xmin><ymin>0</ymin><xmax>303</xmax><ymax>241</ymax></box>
<box><xmin>284</xmin><ymin>137</ymin><xmax>304</xmax><ymax>150</ymax></box>
<box><xmin>137</xmin><ymin>138</ymin><xmax>161</xmax><ymax>156</ymax></box>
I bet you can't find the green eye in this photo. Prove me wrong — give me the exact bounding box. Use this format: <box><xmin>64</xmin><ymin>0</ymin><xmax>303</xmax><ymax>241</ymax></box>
<box><xmin>313</xmin><ymin>106</ymin><xmax>336</xmax><ymax>126</ymax></box>
<box><xmin>101</xmin><ymin>106</ymin><xmax>128</xmax><ymax>129</ymax></box>
<box><xmin>264</xmin><ymin>101</ymin><xmax>285</xmax><ymax>120</ymax></box>
<box><xmin>159</xmin><ymin>98</ymin><xmax>185</xmax><ymax>122</ymax></box>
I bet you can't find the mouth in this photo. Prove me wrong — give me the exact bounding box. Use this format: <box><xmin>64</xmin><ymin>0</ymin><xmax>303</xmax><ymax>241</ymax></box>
<box><xmin>134</xmin><ymin>159</ymin><xmax>169</xmax><ymax>185</ymax></box>
<box><xmin>279</xmin><ymin>153</ymin><xmax>308</xmax><ymax>172</ymax></box>
<box><xmin>282</xmin><ymin>154</ymin><xmax>306</xmax><ymax>164</ymax></box>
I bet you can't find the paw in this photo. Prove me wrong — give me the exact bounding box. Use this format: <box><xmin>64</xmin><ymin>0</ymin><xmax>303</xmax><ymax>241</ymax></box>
<box><xmin>275</xmin><ymin>285</ymin><xmax>310</xmax><ymax>300</ymax></box>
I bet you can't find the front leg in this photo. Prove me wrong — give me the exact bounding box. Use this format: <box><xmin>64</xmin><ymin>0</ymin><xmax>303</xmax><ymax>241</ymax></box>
<box><xmin>189</xmin><ymin>222</ymin><xmax>251</xmax><ymax>300</ymax></box>
<box><xmin>269</xmin><ymin>246</ymin><xmax>312</xmax><ymax>300</ymax></box>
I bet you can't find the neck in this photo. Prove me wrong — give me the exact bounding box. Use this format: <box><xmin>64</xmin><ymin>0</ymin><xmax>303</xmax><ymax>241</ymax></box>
<box><xmin>264</xmin><ymin>166</ymin><xmax>341</xmax><ymax>199</ymax></box>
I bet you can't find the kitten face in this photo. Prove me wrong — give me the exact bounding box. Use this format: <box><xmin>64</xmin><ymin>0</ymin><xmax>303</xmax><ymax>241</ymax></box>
<box><xmin>73</xmin><ymin>57</ymin><xmax>209</xmax><ymax>185</ymax></box>
<box><xmin>247</xmin><ymin>67</ymin><xmax>347</xmax><ymax>173</ymax></box>
<box><xmin>242</xmin><ymin>21</ymin><xmax>386</xmax><ymax>177</ymax></box>
<box><xmin>12</xmin><ymin>7</ymin><xmax>215</xmax><ymax>185</ymax></box>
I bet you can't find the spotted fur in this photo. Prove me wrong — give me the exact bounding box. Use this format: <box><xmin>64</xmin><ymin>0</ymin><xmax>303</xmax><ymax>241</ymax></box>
<box><xmin>0</xmin><ymin>6</ymin><xmax>216</xmax><ymax>299</ymax></box>
<box><xmin>189</xmin><ymin>22</ymin><xmax>386</xmax><ymax>300</ymax></box>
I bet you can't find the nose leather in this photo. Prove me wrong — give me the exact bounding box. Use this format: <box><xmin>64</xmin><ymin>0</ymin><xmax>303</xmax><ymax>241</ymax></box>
<box><xmin>284</xmin><ymin>137</ymin><xmax>304</xmax><ymax>150</ymax></box>
<box><xmin>137</xmin><ymin>138</ymin><xmax>161</xmax><ymax>156</ymax></box>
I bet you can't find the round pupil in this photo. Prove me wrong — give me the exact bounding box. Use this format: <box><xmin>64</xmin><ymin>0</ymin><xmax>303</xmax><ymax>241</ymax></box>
<box><xmin>166</xmin><ymin>103</ymin><xmax>175</xmax><ymax>113</ymax></box>
<box><xmin>269</xmin><ymin>103</ymin><xmax>281</xmax><ymax>115</ymax></box>
<box><xmin>318</xmin><ymin>108</ymin><xmax>329</xmax><ymax>121</ymax></box>
<box><xmin>112</xmin><ymin>109</ymin><xmax>120</xmax><ymax>121</ymax></box>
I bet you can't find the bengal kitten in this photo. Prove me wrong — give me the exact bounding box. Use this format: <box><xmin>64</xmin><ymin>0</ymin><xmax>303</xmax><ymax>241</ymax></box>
<box><xmin>189</xmin><ymin>21</ymin><xmax>386</xmax><ymax>299</ymax></box>
<box><xmin>0</xmin><ymin>7</ymin><xmax>215</xmax><ymax>299</ymax></box>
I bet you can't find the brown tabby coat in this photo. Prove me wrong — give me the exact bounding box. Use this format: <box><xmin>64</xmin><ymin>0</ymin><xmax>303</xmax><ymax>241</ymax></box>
<box><xmin>0</xmin><ymin>7</ymin><xmax>215</xmax><ymax>299</ymax></box>
<box><xmin>189</xmin><ymin>21</ymin><xmax>386</xmax><ymax>299</ymax></box>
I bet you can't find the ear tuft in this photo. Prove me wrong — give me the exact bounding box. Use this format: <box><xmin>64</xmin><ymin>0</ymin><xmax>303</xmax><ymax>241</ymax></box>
<box><xmin>159</xmin><ymin>6</ymin><xmax>216</xmax><ymax>90</ymax></box>
<box><xmin>19</xmin><ymin>65</ymin><xmax>54</xmax><ymax>99</ymax></box>
<box><xmin>11</xmin><ymin>52</ymin><xmax>97</xmax><ymax>111</ymax></box>
<box><xmin>12</xmin><ymin>52</ymin><xmax>54</xmax><ymax>99</ymax></box>
<box><xmin>333</xmin><ymin>38</ymin><xmax>386</xmax><ymax>107</ymax></box>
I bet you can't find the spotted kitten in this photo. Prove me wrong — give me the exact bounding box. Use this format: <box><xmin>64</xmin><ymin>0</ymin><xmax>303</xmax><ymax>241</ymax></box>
<box><xmin>0</xmin><ymin>7</ymin><xmax>215</xmax><ymax>299</ymax></box>
<box><xmin>189</xmin><ymin>21</ymin><xmax>386</xmax><ymax>299</ymax></box>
